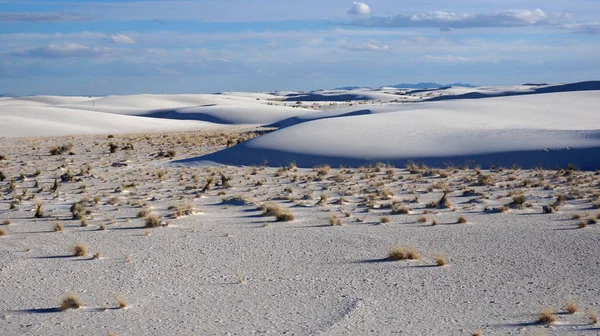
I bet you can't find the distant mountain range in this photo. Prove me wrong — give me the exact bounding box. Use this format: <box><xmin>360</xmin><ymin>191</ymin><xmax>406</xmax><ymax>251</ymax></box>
<box><xmin>333</xmin><ymin>83</ymin><xmax>476</xmax><ymax>90</ymax></box>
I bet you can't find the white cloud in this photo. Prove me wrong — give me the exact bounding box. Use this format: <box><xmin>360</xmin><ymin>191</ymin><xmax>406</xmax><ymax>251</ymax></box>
<box><xmin>341</xmin><ymin>40</ymin><xmax>389</xmax><ymax>52</ymax></box>
<box><xmin>13</xmin><ymin>42</ymin><xmax>121</xmax><ymax>59</ymax></box>
<box><xmin>351</xmin><ymin>9</ymin><xmax>569</xmax><ymax>29</ymax></box>
<box><xmin>424</xmin><ymin>54</ymin><xmax>507</xmax><ymax>64</ymax></box>
<box><xmin>110</xmin><ymin>34</ymin><xmax>137</xmax><ymax>45</ymax></box>
<box><xmin>348</xmin><ymin>2</ymin><xmax>371</xmax><ymax>16</ymax></box>
<box><xmin>562</xmin><ymin>23</ymin><xmax>600</xmax><ymax>34</ymax></box>
<box><xmin>0</xmin><ymin>12</ymin><xmax>91</xmax><ymax>23</ymax></box>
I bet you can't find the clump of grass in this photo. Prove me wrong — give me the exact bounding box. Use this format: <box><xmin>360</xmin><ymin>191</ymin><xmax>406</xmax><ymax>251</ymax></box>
<box><xmin>391</xmin><ymin>203</ymin><xmax>411</xmax><ymax>214</ymax></box>
<box><xmin>109</xmin><ymin>142</ymin><xmax>119</xmax><ymax>153</ymax></box>
<box><xmin>3</xmin><ymin>219</ymin><xmax>11</xmax><ymax>225</ymax></box>
<box><xmin>589</xmin><ymin>311</ymin><xmax>598</xmax><ymax>324</ymax></box>
<box><xmin>49</xmin><ymin>143</ymin><xmax>73</xmax><ymax>156</ymax></box>
<box><xmin>572</xmin><ymin>213</ymin><xmax>582</xmax><ymax>220</ymax></box>
<box><xmin>457</xmin><ymin>215</ymin><xmax>467</xmax><ymax>224</ymax></box>
<box><xmin>93</xmin><ymin>252</ymin><xmax>101</xmax><ymax>259</ymax></box>
<box><xmin>431</xmin><ymin>218</ymin><xmax>439</xmax><ymax>226</ymax></box>
<box><xmin>73</xmin><ymin>242</ymin><xmax>88</xmax><ymax>257</ymax></box>
<box><xmin>117</xmin><ymin>296</ymin><xmax>127</xmax><ymax>309</ymax></box>
<box><xmin>137</xmin><ymin>209</ymin><xmax>151</xmax><ymax>218</ymax></box>
<box><xmin>380</xmin><ymin>216</ymin><xmax>390</xmax><ymax>224</ymax></box>
<box><xmin>60</xmin><ymin>292</ymin><xmax>82</xmax><ymax>311</ymax></box>
<box><xmin>34</xmin><ymin>201</ymin><xmax>44</xmax><ymax>218</ymax></box>
<box><xmin>537</xmin><ymin>309</ymin><xmax>557</xmax><ymax>324</ymax></box>
<box><xmin>566</xmin><ymin>302</ymin><xmax>578</xmax><ymax>314</ymax></box>
<box><xmin>235</xmin><ymin>272</ymin><xmax>246</xmax><ymax>284</ymax></box>
<box><xmin>435</xmin><ymin>254</ymin><xmax>447</xmax><ymax>266</ymax></box>
<box><xmin>80</xmin><ymin>218</ymin><xmax>88</xmax><ymax>227</ymax></box>
<box><xmin>99</xmin><ymin>224</ymin><xmax>107</xmax><ymax>231</ymax></box>
<box><xmin>510</xmin><ymin>194</ymin><xmax>527</xmax><ymax>209</ymax></box>
<box><xmin>417</xmin><ymin>216</ymin><xmax>427</xmax><ymax>223</ymax></box>
<box><xmin>329</xmin><ymin>213</ymin><xmax>342</xmax><ymax>226</ymax></box>
<box><xmin>315</xmin><ymin>194</ymin><xmax>328</xmax><ymax>206</ymax></box>
<box><xmin>54</xmin><ymin>222</ymin><xmax>63</xmax><ymax>232</ymax></box>
<box><xmin>427</xmin><ymin>191</ymin><xmax>453</xmax><ymax>209</ymax></box>
<box><xmin>0</xmin><ymin>228</ymin><xmax>6</xmax><ymax>237</ymax></box>
<box><xmin>578</xmin><ymin>220</ymin><xmax>587</xmax><ymax>229</ymax></box>
<box><xmin>388</xmin><ymin>247</ymin><xmax>420</xmax><ymax>260</ymax></box>
<box><xmin>145</xmin><ymin>215</ymin><xmax>162</xmax><ymax>228</ymax></box>
<box><xmin>261</xmin><ymin>203</ymin><xmax>295</xmax><ymax>222</ymax></box>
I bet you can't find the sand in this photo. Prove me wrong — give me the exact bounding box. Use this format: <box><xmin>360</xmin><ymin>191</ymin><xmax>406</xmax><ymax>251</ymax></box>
<box><xmin>0</xmin><ymin>82</ymin><xmax>599</xmax><ymax>335</ymax></box>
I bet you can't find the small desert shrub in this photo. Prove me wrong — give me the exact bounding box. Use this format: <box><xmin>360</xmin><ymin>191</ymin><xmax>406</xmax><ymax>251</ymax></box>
<box><xmin>49</xmin><ymin>143</ymin><xmax>73</xmax><ymax>156</ymax></box>
<box><xmin>388</xmin><ymin>247</ymin><xmax>420</xmax><ymax>260</ymax></box>
<box><xmin>566</xmin><ymin>302</ymin><xmax>578</xmax><ymax>314</ymax></box>
<box><xmin>54</xmin><ymin>222</ymin><xmax>63</xmax><ymax>232</ymax></box>
<box><xmin>511</xmin><ymin>194</ymin><xmax>527</xmax><ymax>208</ymax></box>
<box><xmin>329</xmin><ymin>213</ymin><xmax>342</xmax><ymax>226</ymax></box>
<box><xmin>117</xmin><ymin>297</ymin><xmax>127</xmax><ymax>309</ymax></box>
<box><xmin>99</xmin><ymin>224</ymin><xmax>107</xmax><ymax>231</ymax></box>
<box><xmin>315</xmin><ymin>165</ymin><xmax>331</xmax><ymax>177</ymax></box>
<box><xmin>587</xmin><ymin>218</ymin><xmax>598</xmax><ymax>225</ymax></box>
<box><xmin>578</xmin><ymin>220</ymin><xmax>587</xmax><ymax>229</ymax></box>
<box><xmin>537</xmin><ymin>309</ymin><xmax>557</xmax><ymax>324</ymax></box>
<box><xmin>391</xmin><ymin>203</ymin><xmax>411</xmax><ymax>214</ymax></box>
<box><xmin>427</xmin><ymin>191</ymin><xmax>452</xmax><ymax>209</ymax></box>
<box><xmin>380</xmin><ymin>216</ymin><xmax>390</xmax><ymax>224</ymax></box>
<box><xmin>542</xmin><ymin>205</ymin><xmax>554</xmax><ymax>214</ymax></box>
<box><xmin>60</xmin><ymin>293</ymin><xmax>82</xmax><ymax>311</ymax></box>
<box><xmin>0</xmin><ymin>171</ymin><xmax>6</xmax><ymax>181</ymax></box>
<box><xmin>590</xmin><ymin>311</ymin><xmax>598</xmax><ymax>324</ymax></box>
<box><xmin>457</xmin><ymin>215</ymin><xmax>467</xmax><ymax>224</ymax></box>
<box><xmin>0</xmin><ymin>228</ymin><xmax>6</xmax><ymax>237</ymax></box>
<box><xmin>431</xmin><ymin>218</ymin><xmax>439</xmax><ymax>226</ymax></box>
<box><xmin>572</xmin><ymin>213</ymin><xmax>582</xmax><ymax>220</ymax></box>
<box><xmin>73</xmin><ymin>242</ymin><xmax>88</xmax><ymax>257</ymax></box>
<box><xmin>166</xmin><ymin>150</ymin><xmax>176</xmax><ymax>158</ymax></box>
<box><xmin>34</xmin><ymin>201</ymin><xmax>44</xmax><ymax>218</ymax></box>
<box><xmin>417</xmin><ymin>216</ymin><xmax>427</xmax><ymax>223</ymax></box>
<box><xmin>137</xmin><ymin>209</ymin><xmax>151</xmax><ymax>218</ymax></box>
<box><xmin>316</xmin><ymin>194</ymin><xmax>328</xmax><ymax>206</ymax></box>
<box><xmin>145</xmin><ymin>215</ymin><xmax>161</xmax><ymax>228</ymax></box>
<box><xmin>109</xmin><ymin>142</ymin><xmax>119</xmax><ymax>153</ymax></box>
<box><xmin>435</xmin><ymin>255</ymin><xmax>447</xmax><ymax>266</ymax></box>
<box><xmin>3</xmin><ymin>219</ymin><xmax>11</xmax><ymax>225</ymax></box>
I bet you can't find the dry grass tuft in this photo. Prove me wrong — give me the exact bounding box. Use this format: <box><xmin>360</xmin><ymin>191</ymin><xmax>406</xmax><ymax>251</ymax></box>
<box><xmin>566</xmin><ymin>302</ymin><xmax>578</xmax><ymax>314</ymax></box>
<box><xmin>329</xmin><ymin>213</ymin><xmax>342</xmax><ymax>226</ymax></box>
<box><xmin>54</xmin><ymin>222</ymin><xmax>63</xmax><ymax>232</ymax></box>
<box><xmin>261</xmin><ymin>203</ymin><xmax>295</xmax><ymax>222</ymax></box>
<box><xmin>417</xmin><ymin>215</ymin><xmax>427</xmax><ymax>223</ymax></box>
<box><xmin>388</xmin><ymin>247</ymin><xmax>420</xmax><ymax>260</ymax></box>
<box><xmin>60</xmin><ymin>292</ymin><xmax>82</xmax><ymax>311</ymax></box>
<box><xmin>537</xmin><ymin>309</ymin><xmax>557</xmax><ymax>324</ymax></box>
<box><xmin>435</xmin><ymin>255</ymin><xmax>447</xmax><ymax>266</ymax></box>
<box><xmin>457</xmin><ymin>215</ymin><xmax>468</xmax><ymax>224</ymax></box>
<box><xmin>0</xmin><ymin>228</ymin><xmax>6</xmax><ymax>237</ymax></box>
<box><xmin>589</xmin><ymin>311</ymin><xmax>598</xmax><ymax>324</ymax></box>
<box><xmin>145</xmin><ymin>214</ymin><xmax>162</xmax><ymax>228</ymax></box>
<box><xmin>380</xmin><ymin>216</ymin><xmax>391</xmax><ymax>224</ymax></box>
<box><xmin>117</xmin><ymin>296</ymin><xmax>127</xmax><ymax>309</ymax></box>
<box><xmin>578</xmin><ymin>220</ymin><xmax>587</xmax><ymax>229</ymax></box>
<box><xmin>73</xmin><ymin>242</ymin><xmax>88</xmax><ymax>257</ymax></box>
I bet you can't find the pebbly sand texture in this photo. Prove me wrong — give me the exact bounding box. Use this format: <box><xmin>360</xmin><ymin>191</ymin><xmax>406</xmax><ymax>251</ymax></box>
<box><xmin>0</xmin><ymin>82</ymin><xmax>599</xmax><ymax>335</ymax></box>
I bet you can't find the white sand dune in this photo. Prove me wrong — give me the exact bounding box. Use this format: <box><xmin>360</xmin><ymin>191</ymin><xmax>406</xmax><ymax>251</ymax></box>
<box><xmin>0</xmin><ymin>93</ymin><xmax>311</xmax><ymax>137</ymax></box>
<box><xmin>182</xmin><ymin>91</ymin><xmax>600</xmax><ymax>169</ymax></box>
<box><xmin>0</xmin><ymin>105</ymin><xmax>217</xmax><ymax>138</ymax></box>
<box><xmin>417</xmin><ymin>81</ymin><xmax>600</xmax><ymax>101</ymax></box>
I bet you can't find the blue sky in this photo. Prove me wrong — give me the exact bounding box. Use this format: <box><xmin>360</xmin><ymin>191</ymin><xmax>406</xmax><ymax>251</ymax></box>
<box><xmin>1</xmin><ymin>0</ymin><xmax>599</xmax><ymax>95</ymax></box>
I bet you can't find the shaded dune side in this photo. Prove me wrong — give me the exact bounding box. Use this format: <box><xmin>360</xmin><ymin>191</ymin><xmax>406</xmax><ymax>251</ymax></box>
<box><xmin>175</xmin><ymin>130</ymin><xmax>600</xmax><ymax>170</ymax></box>
<box><xmin>426</xmin><ymin>81</ymin><xmax>600</xmax><ymax>101</ymax></box>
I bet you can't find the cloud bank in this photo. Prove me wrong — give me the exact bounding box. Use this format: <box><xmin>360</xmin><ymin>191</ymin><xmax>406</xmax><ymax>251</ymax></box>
<box><xmin>350</xmin><ymin>9</ymin><xmax>569</xmax><ymax>29</ymax></box>
<box><xmin>0</xmin><ymin>12</ymin><xmax>91</xmax><ymax>23</ymax></box>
